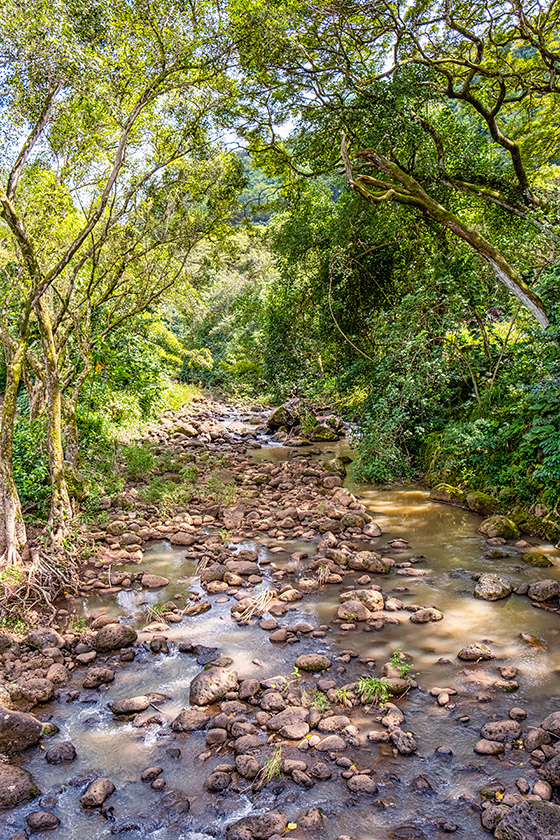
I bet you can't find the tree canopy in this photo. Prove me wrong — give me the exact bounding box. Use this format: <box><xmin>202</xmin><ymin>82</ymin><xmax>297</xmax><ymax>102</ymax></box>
<box><xmin>2</xmin><ymin>0</ymin><xmax>560</xmax><ymax>570</ymax></box>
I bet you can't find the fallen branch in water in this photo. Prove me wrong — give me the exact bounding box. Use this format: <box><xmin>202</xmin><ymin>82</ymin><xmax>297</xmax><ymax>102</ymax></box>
<box><xmin>237</xmin><ymin>587</ymin><xmax>277</xmax><ymax>622</ymax></box>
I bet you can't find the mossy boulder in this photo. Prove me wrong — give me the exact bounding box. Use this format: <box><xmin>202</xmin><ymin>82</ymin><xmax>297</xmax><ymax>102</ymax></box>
<box><xmin>478</xmin><ymin>515</ymin><xmax>520</xmax><ymax>539</ymax></box>
<box><xmin>323</xmin><ymin>457</ymin><xmax>347</xmax><ymax>477</ymax></box>
<box><xmin>266</xmin><ymin>398</ymin><xmax>304</xmax><ymax>431</ymax></box>
<box><xmin>466</xmin><ymin>491</ymin><xmax>500</xmax><ymax>516</ymax></box>
<box><xmin>512</xmin><ymin>505</ymin><xmax>560</xmax><ymax>541</ymax></box>
<box><xmin>522</xmin><ymin>550</ymin><xmax>553</xmax><ymax>568</ymax></box>
<box><xmin>429</xmin><ymin>484</ymin><xmax>465</xmax><ymax>505</ymax></box>
<box><xmin>309</xmin><ymin>423</ymin><xmax>340</xmax><ymax>441</ymax></box>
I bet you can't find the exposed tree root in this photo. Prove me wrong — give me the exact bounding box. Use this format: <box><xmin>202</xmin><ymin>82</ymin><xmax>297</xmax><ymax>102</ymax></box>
<box><xmin>0</xmin><ymin>544</ymin><xmax>79</xmax><ymax>624</ymax></box>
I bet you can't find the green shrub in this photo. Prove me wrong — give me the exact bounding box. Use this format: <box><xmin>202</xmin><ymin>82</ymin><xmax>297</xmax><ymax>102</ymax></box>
<box><xmin>123</xmin><ymin>444</ymin><xmax>156</xmax><ymax>480</ymax></box>
<box><xmin>13</xmin><ymin>417</ymin><xmax>50</xmax><ymax>514</ymax></box>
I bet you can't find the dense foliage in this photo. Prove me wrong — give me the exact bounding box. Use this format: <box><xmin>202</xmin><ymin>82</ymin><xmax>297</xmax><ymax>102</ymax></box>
<box><xmin>2</xmin><ymin>0</ymin><xmax>560</xmax><ymax>563</ymax></box>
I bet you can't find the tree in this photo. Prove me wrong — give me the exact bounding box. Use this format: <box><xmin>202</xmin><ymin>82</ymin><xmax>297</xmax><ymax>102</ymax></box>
<box><xmin>0</xmin><ymin>0</ymin><xmax>237</xmax><ymax>564</ymax></box>
<box><xmin>229</xmin><ymin>0</ymin><xmax>560</xmax><ymax>328</ymax></box>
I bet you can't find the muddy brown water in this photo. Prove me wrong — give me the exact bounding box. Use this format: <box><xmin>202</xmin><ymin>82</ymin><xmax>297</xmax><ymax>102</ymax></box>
<box><xmin>2</xmin><ymin>434</ymin><xmax>560</xmax><ymax>840</ymax></box>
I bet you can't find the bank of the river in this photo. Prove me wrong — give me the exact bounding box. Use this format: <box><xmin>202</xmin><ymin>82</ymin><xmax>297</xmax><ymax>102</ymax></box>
<box><xmin>0</xmin><ymin>398</ymin><xmax>559</xmax><ymax>840</ymax></box>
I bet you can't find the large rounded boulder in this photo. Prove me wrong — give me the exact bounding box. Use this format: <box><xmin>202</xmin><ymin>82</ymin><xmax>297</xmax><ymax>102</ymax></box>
<box><xmin>226</xmin><ymin>810</ymin><xmax>288</xmax><ymax>840</ymax></box>
<box><xmin>474</xmin><ymin>573</ymin><xmax>512</xmax><ymax>601</ymax></box>
<box><xmin>0</xmin><ymin>764</ymin><xmax>39</xmax><ymax>808</ymax></box>
<box><xmin>92</xmin><ymin>623</ymin><xmax>137</xmax><ymax>651</ymax></box>
<box><xmin>0</xmin><ymin>707</ymin><xmax>43</xmax><ymax>754</ymax></box>
<box><xmin>189</xmin><ymin>667</ymin><xmax>238</xmax><ymax>706</ymax></box>
<box><xmin>494</xmin><ymin>800</ymin><xmax>560</xmax><ymax>840</ymax></box>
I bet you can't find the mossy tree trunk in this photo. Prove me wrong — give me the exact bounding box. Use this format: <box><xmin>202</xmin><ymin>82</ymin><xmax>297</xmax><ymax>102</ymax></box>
<box><xmin>62</xmin><ymin>358</ymin><xmax>92</xmax><ymax>467</ymax></box>
<box><xmin>0</xmin><ymin>343</ymin><xmax>28</xmax><ymax>567</ymax></box>
<box><xmin>35</xmin><ymin>298</ymin><xmax>72</xmax><ymax>542</ymax></box>
<box><xmin>23</xmin><ymin>370</ymin><xmax>45</xmax><ymax>423</ymax></box>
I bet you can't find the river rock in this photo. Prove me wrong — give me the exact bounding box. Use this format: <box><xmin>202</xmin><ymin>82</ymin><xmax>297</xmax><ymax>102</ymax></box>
<box><xmin>189</xmin><ymin>667</ymin><xmax>238</xmax><ymax>706</ymax></box>
<box><xmin>141</xmin><ymin>573</ymin><xmax>170</xmax><ymax>588</ymax></box>
<box><xmin>295</xmin><ymin>654</ymin><xmax>331</xmax><ymax>672</ymax></box>
<box><xmin>205</xmin><ymin>771</ymin><xmax>231</xmax><ymax>792</ymax></box>
<box><xmin>314</xmin><ymin>734</ymin><xmax>346</xmax><ymax>751</ymax></box>
<box><xmin>267</xmin><ymin>400</ymin><xmax>302</xmax><ymax>430</ymax></box>
<box><xmin>474</xmin><ymin>738</ymin><xmax>504</xmax><ymax>755</ymax></box>
<box><xmin>169</xmin><ymin>532</ymin><xmax>196</xmax><ymax>545</ymax></box>
<box><xmin>227</xmin><ymin>560</ymin><xmax>260</xmax><ymax>576</ymax></box>
<box><xmin>25</xmin><ymin>628</ymin><xmax>64</xmax><ymax>650</ymax></box>
<box><xmin>524</xmin><ymin>728</ymin><xmax>551</xmax><ymax>751</ymax></box>
<box><xmin>269</xmin><ymin>628</ymin><xmax>289</xmax><ymax>643</ymax></box>
<box><xmin>45</xmin><ymin>741</ymin><xmax>76</xmax><ymax>764</ymax></box>
<box><xmin>383</xmin><ymin>677</ymin><xmax>411</xmax><ymax>696</ymax></box>
<box><xmin>347</xmin><ymin>551</ymin><xmax>389</xmax><ymax>574</ymax></box>
<box><xmin>474</xmin><ymin>573</ymin><xmax>513</xmax><ymax>601</ymax></box>
<box><xmin>539</xmin><ymin>753</ymin><xmax>560</xmax><ymax>786</ymax></box>
<box><xmin>80</xmin><ymin>776</ymin><xmax>115</xmax><ymax>808</ymax></box>
<box><xmin>171</xmin><ymin>708</ymin><xmax>211</xmax><ymax>732</ymax></box>
<box><xmin>46</xmin><ymin>663</ymin><xmax>68</xmax><ymax>685</ymax></box>
<box><xmin>233</xmin><ymin>734</ymin><xmax>263</xmax><ymax>752</ymax></box>
<box><xmin>109</xmin><ymin>694</ymin><xmax>166</xmax><ymax>715</ymax></box>
<box><xmin>0</xmin><ymin>707</ymin><xmax>43</xmax><ymax>753</ymax></box>
<box><xmin>410</xmin><ymin>607</ymin><xmax>443</xmax><ymax>623</ymax></box>
<box><xmin>363</xmin><ymin>521</ymin><xmax>382</xmax><ymax>537</ymax></box>
<box><xmin>527</xmin><ymin>580</ymin><xmax>560</xmax><ymax>601</ymax></box>
<box><xmin>541</xmin><ymin>711</ymin><xmax>560</xmax><ymax>737</ymax></box>
<box><xmin>140</xmin><ymin>767</ymin><xmax>163</xmax><ymax>782</ymax></box>
<box><xmin>92</xmin><ymin>623</ymin><xmax>137</xmax><ymax>651</ymax></box>
<box><xmin>381</xmin><ymin>703</ymin><xmax>405</xmax><ymax>729</ymax></box>
<box><xmin>235</xmin><ymin>754</ymin><xmax>261</xmax><ymax>779</ymax></box>
<box><xmin>534</xmin><ymin>780</ymin><xmax>552</xmax><ymax>800</ymax></box>
<box><xmin>226</xmin><ymin>810</ymin><xmax>288</xmax><ymax>840</ymax></box>
<box><xmin>19</xmin><ymin>678</ymin><xmax>54</xmax><ymax>704</ymax></box>
<box><xmin>457</xmin><ymin>643</ymin><xmax>495</xmax><ymax>661</ymax></box>
<box><xmin>337</xmin><ymin>599</ymin><xmax>371</xmax><ymax>621</ymax></box>
<box><xmin>317</xmin><ymin>715</ymin><xmax>351</xmax><ymax>733</ymax></box>
<box><xmin>494</xmin><ymin>800</ymin><xmax>560</xmax><ymax>840</ymax></box>
<box><xmin>482</xmin><ymin>804</ymin><xmax>510</xmax><ymax>832</ymax></box>
<box><xmin>297</xmin><ymin>807</ymin><xmax>326</xmax><ymax>829</ymax></box>
<box><xmin>82</xmin><ymin>666</ymin><xmax>115</xmax><ymax>689</ymax></box>
<box><xmin>267</xmin><ymin>707</ymin><xmax>309</xmax><ymax>739</ymax></box>
<box><xmin>238</xmin><ymin>679</ymin><xmax>260</xmax><ymax>700</ymax></box>
<box><xmin>0</xmin><ymin>764</ymin><xmax>38</xmax><ymax>808</ymax></box>
<box><xmin>347</xmin><ymin>774</ymin><xmax>378</xmax><ymax>794</ymax></box>
<box><xmin>340</xmin><ymin>589</ymin><xmax>384</xmax><ymax>611</ymax></box>
<box><xmin>480</xmin><ymin>720</ymin><xmax>522</xmax><ymax>741</ymax></box>
<box><xmin>26</xmin><ymin>811</ymin><xmax>60</xmax><ymax>833</ymax></box>
<box><xmin>390</xmin><ymin>728</ymin><xmax>417</xmax><ymax>755</ymax></box>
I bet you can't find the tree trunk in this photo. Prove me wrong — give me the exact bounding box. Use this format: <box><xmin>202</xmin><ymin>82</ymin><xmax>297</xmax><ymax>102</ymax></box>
<box><xmin>62</xmin><ymin>360</ymin><xmax>92</xmax><ymax>467</ymax></box>
<box><xmin>23</xmin><ymin>370</ymin><xmax>45</xmax><ymax>422</ymax></box>
<box><xmin>35</xmin><ymin>298</ymin><xmax>72</xmax><ymax>541</ymax></box>
<box><xmin>0</xmin><ymin>344</ymin><xmax>27</xmax><ymax>567</ymax></box>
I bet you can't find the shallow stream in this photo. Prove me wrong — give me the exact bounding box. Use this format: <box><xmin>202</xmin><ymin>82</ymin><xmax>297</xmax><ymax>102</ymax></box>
<box><xmin>2</xmin><ymin>428</ymin><xmax>560</xmax><ymax>840</ymax></box>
